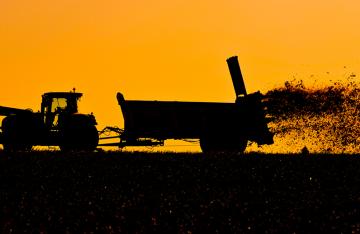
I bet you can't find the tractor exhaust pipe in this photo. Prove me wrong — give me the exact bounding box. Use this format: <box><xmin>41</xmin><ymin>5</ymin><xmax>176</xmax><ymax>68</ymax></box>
<box><xmin>226</xmin><ymin>56</ymin><xmax>247</xmax><ymax>98</ymax></box>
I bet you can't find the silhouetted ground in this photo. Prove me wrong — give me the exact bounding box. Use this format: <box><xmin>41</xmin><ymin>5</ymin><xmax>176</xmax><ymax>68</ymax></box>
<box><xmin>0</xmin><ymin>151</ymin><xmax>360</xmax><ymax>233</ymax></box>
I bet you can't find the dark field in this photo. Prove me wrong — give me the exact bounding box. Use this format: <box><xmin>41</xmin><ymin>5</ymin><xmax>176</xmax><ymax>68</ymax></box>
<box><xmin>1</xmin><ymin>151</ymin><xmax>360</xmax><ymax>233</ymax></box>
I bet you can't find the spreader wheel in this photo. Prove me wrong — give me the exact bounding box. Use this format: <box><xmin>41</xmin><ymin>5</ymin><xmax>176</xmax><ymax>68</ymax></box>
<box><xmin>200</xmin><ymin>135</ymin><xmax>247</xmax><ymax>153</ymax></box>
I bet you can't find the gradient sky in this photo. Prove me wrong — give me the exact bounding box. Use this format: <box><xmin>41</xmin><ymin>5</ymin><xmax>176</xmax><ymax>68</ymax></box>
<box><xmin>0</xmin><ymin>0</ymin><xmax>359</xmax><ymax>130</ymax></box>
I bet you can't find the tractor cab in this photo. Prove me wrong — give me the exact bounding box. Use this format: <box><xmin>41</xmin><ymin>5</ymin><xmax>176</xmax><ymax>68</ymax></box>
<box><xmin>41</xmin><ymin>92</ymin><xmax>83</xmax><ymax>128</ymax></box>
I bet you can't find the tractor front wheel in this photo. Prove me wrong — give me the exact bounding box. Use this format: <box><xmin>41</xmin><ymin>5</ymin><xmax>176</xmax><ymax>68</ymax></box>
<box><xmin>2</xmin><ymin>143</ymin><xmax>33</xmax><ymax>152</ymax></box>
<box><xmin>2</xmin><ymin>116</ymin><xmax>33</xmax><ymax>152</ymax></box>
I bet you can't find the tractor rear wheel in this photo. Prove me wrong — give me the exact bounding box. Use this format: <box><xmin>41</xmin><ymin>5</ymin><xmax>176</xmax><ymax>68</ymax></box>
<box><xmin>60</xmin><ymin>124</ymin><xmax>99</xmax><ymax>152</ymax></box>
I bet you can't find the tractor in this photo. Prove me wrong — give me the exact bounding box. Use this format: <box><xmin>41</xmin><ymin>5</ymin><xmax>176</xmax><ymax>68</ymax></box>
<box><xmin>0</xmin><ymin>91</ymin><xmax>99</xmax><ymax>151</ymax></box>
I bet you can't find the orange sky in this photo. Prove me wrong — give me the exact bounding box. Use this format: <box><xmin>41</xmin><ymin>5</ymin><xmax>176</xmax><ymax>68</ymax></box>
<box><xmin>0</xmin><ymin>0</ymin><xmax>359</xmax><ymax>131</ymax></box>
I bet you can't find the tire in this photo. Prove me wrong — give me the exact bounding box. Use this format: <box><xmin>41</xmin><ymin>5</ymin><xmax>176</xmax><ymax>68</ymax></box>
<box><xmin>2</xmin><ymin>116</ymin><xmax>33</xmax><ymax>152</ymax></box>
<box><xmin>60</xmin><ymin>124</ymin><xmax>99</xmax><ymax>152</ymax></box>
<box><xmin>3</xmin><ymin>143</ymin><xmax>32</xmax><ymax>152</ymax></box>
<box><xmin>200</xmin><ymin>135</ymin><xmax>247</xmax><ymax>153</ymax></box>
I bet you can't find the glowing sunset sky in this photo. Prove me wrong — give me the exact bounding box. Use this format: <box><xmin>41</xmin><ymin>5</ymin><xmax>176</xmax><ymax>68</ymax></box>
<box><xmin>0</xmin><ymin>0</ymin><xmax>359</xmax><ymax>129</ymax></box>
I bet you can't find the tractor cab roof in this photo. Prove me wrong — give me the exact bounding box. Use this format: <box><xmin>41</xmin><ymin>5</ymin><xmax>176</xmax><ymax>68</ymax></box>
<box><xmin>42</xmin><ymin>92</ymin><xmax>83</xmax><ymax>99</ymax></box>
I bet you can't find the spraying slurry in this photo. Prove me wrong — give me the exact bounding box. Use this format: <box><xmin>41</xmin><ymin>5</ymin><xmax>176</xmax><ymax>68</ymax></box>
<box><xmin>250</xmin><ymin>78</ymin><xmax>360</xmax><ymax>153</ymax></box>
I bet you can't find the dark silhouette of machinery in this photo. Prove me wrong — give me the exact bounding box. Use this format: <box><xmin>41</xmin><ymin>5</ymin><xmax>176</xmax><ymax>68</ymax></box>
<box><xmin>0</xmin><ymin>92</ymin><xmax>98</xmax><ymax>151</ymax></box>
<box><xmin>111</xmin><ymin>56</ymin><xmax>273</xmax><ymax>152</ymax></box>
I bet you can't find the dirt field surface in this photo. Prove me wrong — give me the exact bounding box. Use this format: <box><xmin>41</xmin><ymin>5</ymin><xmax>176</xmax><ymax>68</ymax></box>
<box><xmin>0</xmin><ymin>151</ymin><xmax>360</xmax><ymax>233</ymax></box>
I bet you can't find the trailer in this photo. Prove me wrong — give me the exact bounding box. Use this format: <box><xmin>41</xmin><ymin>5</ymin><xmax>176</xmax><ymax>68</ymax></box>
<box><xmin>99</xmin><ymin>56</ymin><xmax>274</xmax><ymax>152</ymax></box>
